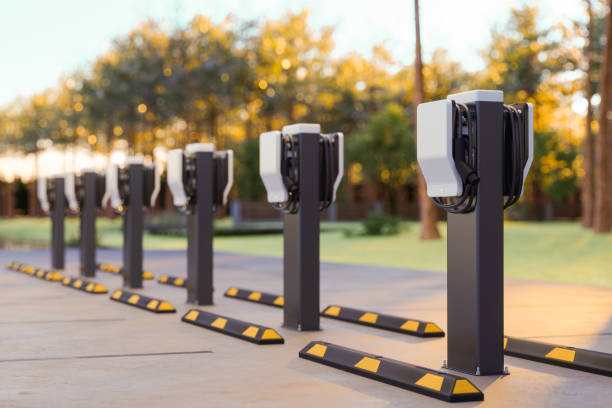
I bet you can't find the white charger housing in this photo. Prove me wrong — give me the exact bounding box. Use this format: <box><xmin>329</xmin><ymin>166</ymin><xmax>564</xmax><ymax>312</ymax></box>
<box><xmin>167</xmin><ymin>149</ymin><xmax>187</xmax><ymax>208</ymax></box>
<box><xmin>64</xmin><ymin>172</ymin><xmax>79</xmax><ymax>212</ymax></box>
<box><xmin>523</xmin><ymin>103</ymin><xmax>534</xmax><ymax>196</ymax></box>
<box><xmin>417</xmin><ymin>100</ymin><xmax>463</xmax><ymax>198</ymax></box>
<box><xmin>260</xmin><ymin>130</ymin><xmax>288</xmax><ymax>203</ymax></box>
<box><xmin>222</xmin><ymin>150</ymin><xmax>234</xmax><ymax>205</ymax></box>
<box><xmin>37</xmin><ymin>177</ymin><xmax>50</xmax><ymax>214</ymax></box>
<box><xmin>331</xmin><ymin>132</ymin><xmax>344</xmax><ymax>202</ymax></box>
<box><xmin>105</xmin><ymin>162</ymin><xmax>122</xmax><ymax>210</ymax></box>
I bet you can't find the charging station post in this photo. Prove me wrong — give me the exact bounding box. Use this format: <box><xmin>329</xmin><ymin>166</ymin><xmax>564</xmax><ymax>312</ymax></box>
<box><xmin>186</xmin><ymin>150</ymin><xmax>214</xmax><ymax>304</ymax></box>
<box><xmin>167</xmin><ymin>143</ymin><xmax>234</xmax><ymax>305</ymax></box>
<box><xmin>123</xmin><ymin>163</ymin><xmax>144</xmax><ymax>289</ymax></box>
<box><xmin>260</xmin><ymin>124</ymin><xmax>343</xmax><ymax>331</ymax></box>
<box><xmin>417</xmin><ymin>90</ymin><xmax>533</xmax><ymax>375</ymax></box>
<box><xmin>446</xmin><ymin>93</ymin><xmax>504</xmax><ymax>375</ymax></box>
<box><xmin>106</xmin><ymin>159</ymin><xmax>160</xmax><ymax>289</ymax></box>
<box><xmin>283</xmin><ymin>126</ymin><xmax>320</xmax><ymax>331</ymax></box>
<box><xmin>51</xmin><ymin>177</ymin><xmax>65</xmax><ymax>271</ymax></box>
<box><xmin>66</xmin><ymin>171</ymin><xmax>104</xmax><ymax>278</ymax></box>
<box><xmin>79</xmin><ymin>172</ymin><xmax>98</xmax><ymax>277</ymax></box>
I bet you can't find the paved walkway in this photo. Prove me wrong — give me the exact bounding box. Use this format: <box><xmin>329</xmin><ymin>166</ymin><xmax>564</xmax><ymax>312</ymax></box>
<box><xmin>1</xmin><ymin>248</ymin><xmax>611</xmax><ymax>407</ymax></box>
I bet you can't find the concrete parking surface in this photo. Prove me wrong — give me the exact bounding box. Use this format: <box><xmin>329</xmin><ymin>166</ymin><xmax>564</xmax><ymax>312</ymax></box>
<box><xmin>1</xmin><ymin>248</ymin><xmax>611</xmax><ymax>407</ymax></box>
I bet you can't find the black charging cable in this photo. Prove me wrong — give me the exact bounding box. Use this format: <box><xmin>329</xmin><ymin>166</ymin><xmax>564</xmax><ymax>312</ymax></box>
<box><xmin>432</xmin><ymin>102</ymin><xmax>479</xmax><ymax>213</ymax></box>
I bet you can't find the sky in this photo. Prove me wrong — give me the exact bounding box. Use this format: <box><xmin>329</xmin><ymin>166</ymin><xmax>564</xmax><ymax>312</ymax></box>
<box><xmin>0</xmin><ymin>0</ymin><xmax>586</xmax><ymax>107</ymax></box>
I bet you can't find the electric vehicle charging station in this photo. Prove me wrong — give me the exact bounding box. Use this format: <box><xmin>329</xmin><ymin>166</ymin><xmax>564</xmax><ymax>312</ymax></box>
<box><xmin>37</xmin><ymin>176</ymin><xmax>66</xmax><ymax>271</ymax></box>
<box><xmin>259</xmin><ymin>123</ymin><xmax>343</xmax><ymax>331</ymax></box>
<box><xmin>166</xmin><ymin>143</ymin><xmax>233</xmax><ymax>305</ymax></box>
<box><xmin>105</xmin><ymin>158</ymin><xmax>160</xmax><ymax>289</ymax></box>
<box><xmin>417</xmin><ymin>90</ymin><xmax>533</xmax><ymax>375</ymax></box>
<box><xmin>65</xmin><ymin>171</ymin><xmax>106</xmax><ymax>277</ymax></box>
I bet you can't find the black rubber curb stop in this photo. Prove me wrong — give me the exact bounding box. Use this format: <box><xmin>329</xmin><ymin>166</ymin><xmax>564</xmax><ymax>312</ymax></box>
<box><xmin>299</xmin><ymin>341</ymin><xmax>483</xmax><ymax>403</ymax></box>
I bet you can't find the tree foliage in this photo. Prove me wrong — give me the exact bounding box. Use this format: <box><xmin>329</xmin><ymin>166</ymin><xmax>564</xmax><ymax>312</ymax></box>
<box><xmin>0</xmin><ymin>5</ymin><xmax>602</xmax><ymax>210</ymax></box>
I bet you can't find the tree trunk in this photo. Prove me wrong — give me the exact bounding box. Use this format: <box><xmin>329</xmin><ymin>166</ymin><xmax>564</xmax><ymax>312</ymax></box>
<box><xmin>582</xmin><ymin>0</ymin><xmax>595</xmax><ymax>228</ymax></box>
<box><xmin>413</xmin><ymin>0</ymin><xmax>440</xmax><ymax>239</ymax></box>
<box><xmin>593</xmin><ymin>0</ymin><xmax>612</xmax><ymax>233</ymax></box>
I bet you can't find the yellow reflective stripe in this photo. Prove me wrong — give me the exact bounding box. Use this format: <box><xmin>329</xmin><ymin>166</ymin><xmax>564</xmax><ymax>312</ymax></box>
<box><xmin>174</xmin><ymin>278</ymin><xmax>184</xmax><ymax>286</ymax></box>
<box><xmin>62</xmin><ymin>277</ymin><xmax>71</xmax><ymax>285</ymax></box>
<box><xmin>111</xmin><ymin>290</ymin><xmax>122</xmax><ymax>299</ymax></box>
<box><xmin>93</xmin><ymin>284</ymin><xmax>107</xmax><ymax>293</ymax></box>
<box><xmin>73</xmin><ymin>280</ymin><xmax>83</xmax><ymax>288</ymax></box>
<box><xmin>453</xmin><ymin>379</ymin><xmax>480</xmax><ymax>395</ymax></box>
<box><xmin>354</xmin><ymin>357</ymin><xmax>380</xmax><ymax>373</ymax></box>
<box><xmin>85</xmin><ymin>283</ymin><xmax>94</xmax><ymax>292</ymax></box>
<box><xmin>159</xmin><ymin>275</ymin><xmax>168</xmax><ymax>283</ymax></box>
<box><xmin>424</xmin><ymin>323</ymin><xmax>443</xmax><ymax>333</ymax></box>
<box><xmin>261</xmin><ymin>329</ymin><xmax>282</xmax><ymax>340</ymax></box>
<box><xmin>359</xmin><ymin>312</ymin><xmax>378</xmax><ymax>324</ymax></box>
<box><xmin>324</xmin><ymin>306</ymin><xmax>341</xmax><ymax>316</ymax></box>
<box><xmin>242</xmin><ymin>326</ymin><xmax>259</xmax><ymax>338</ymax></box>
<box><xmin>211</xmin><ymin>317</ymin><xmax>228</xmax><ymax>329</ymax></box>
<box><xmin>400</xmin><ymin>320</ymin><xmax>419</xmax><ymax>332</ymax></box>
<box><xmin>545</xmin><ymin>347</ymin><xmax>575</xmax><ymax>362</ymax></box>
<box><xmin>504</xmin><ymin>337</ymin><xmax>508</xmax><ymax>349</ymax></box>
<box><xmin>248</xmin><ymin>292</ymin><xmax>262</xmax><ymax>301</ymax></box>
<box><xmin>128</xmin><ymin>294</ymin><xmax>140</xmax><ymax>304</ymax></box>
<box><xmin>147</xmin><ymin>300</ymin><xmax>159</xmax><ymax>310</ymax></box>
<box><xmin>184</xmin><ymin>310</ymin><xmax>199</xmax><ymax>321</ymax></box>
<box><xmin>306</xmin><ymin>344</ymin><xmax>327</xmax><ymax>358</ymax></box>
<box><xmin>226</xmin><ymin>288</ymin><xmax>238</xmax><ymax>296</ymax></box>
<box><xmin>157</xmin><ymin>301</ymin><xmax>175</xmax><ymax>312</ymax></box>
<box><xmin>273</xmin><ymin>296</ymin><xmax>284</xmax><ymax>306</ymax></box>
<box><xmin>415</xmin><ymin>373</ymin><xmax>444</xmax><ymax>391</ymax></box>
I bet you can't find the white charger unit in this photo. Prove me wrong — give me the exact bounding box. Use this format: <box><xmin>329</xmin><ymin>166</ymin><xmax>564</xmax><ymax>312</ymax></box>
<box><xmin>37</xmin><ymin>177</ymin><xmax>50</xmax><ymax>214</ymax></box>
<box><xmin>105</xmin><ymin>162</ymin><xmax>122</xmax><ymax>210</ymax></box>
<box><xmin>417</xmin><ymin>100</ymin><xmax>463</xmax><ymax>198</ymax></box>
<box><xmin>330</xmin><ymin>132</ymin><xmax>344</xmax><ymax>203</ymax></box>
<box><xmin>149</xmin><ymin>163</ymin><xmax>161</xmax><ymax>208</ymax></box>
<box><xmin>222</xmin><ymin>150</ymin><xmax>234</xmax><ymax>205</ymax></box>
<box><xmin>64</xmin><ymin>172</ymin><xmax>79</xmax><ymax>212</ymax></box>
<box><xmin>260</xmin><ymin>130</ymin><xmax>288</xmax><ymax>203</ymax></box>
<box><xmin>522</xmin><ymin>103</ymin><xmax>534</xmax><ymax>196</ymax></box>
<box><xmin>167</xmin><ymin>149</ymin><xmax>187</xmax><ymax>208</ymax></box>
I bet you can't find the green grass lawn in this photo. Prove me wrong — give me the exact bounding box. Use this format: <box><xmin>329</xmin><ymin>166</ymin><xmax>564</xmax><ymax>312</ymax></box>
<box><xmin>1</xmin><ymin>217</ymin><xmax>611</xmax><ymax>287</ymax></box>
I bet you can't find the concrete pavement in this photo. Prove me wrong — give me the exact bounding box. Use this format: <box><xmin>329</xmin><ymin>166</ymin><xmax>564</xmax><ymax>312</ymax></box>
<box><xmin>1</xmin><ymin>248</ymin><xmax>611</xmax><ymax>407</ymax></box>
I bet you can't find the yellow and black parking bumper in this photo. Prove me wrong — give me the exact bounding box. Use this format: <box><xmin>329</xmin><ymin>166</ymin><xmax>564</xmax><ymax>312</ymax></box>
<box><xmin>300</xmin><ymin>341</ymin><xmax>483</xmax><ymax>402</ymax></box>
<box><xmin>224</xmin><ymin>287</ymin><xmax>284</xmax><ymax>308</ymax></box>
<box><xmin>7</xmin><ymin>262</ymin><xmax>63</xmax><ymax>281</ymax></box>
<box><xmin>61</xmin><ymin>276</ymin><xmax>108</xmax><ymax>294</ymax></box>
<box><xmin>321</xmin><ymin>305</ymin><xmax>444</xmax><ymax>338</ymax></box>
<box><xmin>504</xmin><ymin>336</ymin><xmax>612</xmax><ymax>377</ymax></box>
<box><xmin>96</xmin><ymin>263</ymin><xmax>154</xmax><ymax>280</ymax></box>
<box><xmin>110</xmin><ymin>290</ymin><xmax>176</xmax><ymax>313</ymax></box>
<box><xmin>158</xmin><ymin>275</ymin><xmax>186</xmax><ymax>288</ymax></box>
<box><xmin>182</xmin><ymin>309</ymin><xmax>284</xmax><ymax>345</ymax></box>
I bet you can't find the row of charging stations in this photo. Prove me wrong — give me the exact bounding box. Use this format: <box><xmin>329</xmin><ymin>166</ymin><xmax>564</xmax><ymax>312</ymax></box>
<box><xmin>23</xmin><ymin>95</ymin><xmax>612</xmax><ymax>403</ymax></box>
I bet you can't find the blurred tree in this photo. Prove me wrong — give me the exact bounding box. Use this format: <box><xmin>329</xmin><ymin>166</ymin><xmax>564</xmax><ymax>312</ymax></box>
<box><xmin>232</xmin><ymin>137</ymin><xmax>265</xmax><ymax>201</ymax></box>
<box><xmin>593</xmin><ymin>0</ymin><xmax>611</xmax><ymax>232</ymax></box>
<box><xmin>579</xmin><ymin>0</ymin><xmax>607</xmax><ymax>228</ymax></box>
<box><xmin>347</xmin><ymin>103</ymin><xmax>415</xmax><ymax>215</ymax></box>
<box><xmin>479</xmin><ymin>4</ymin><xmax>580</xmax><ymax>219</ymax></box>
<box><xmin>413</xmin><ymin>0</ymin><xmax>440</xmax><ymax>239</ymax></box>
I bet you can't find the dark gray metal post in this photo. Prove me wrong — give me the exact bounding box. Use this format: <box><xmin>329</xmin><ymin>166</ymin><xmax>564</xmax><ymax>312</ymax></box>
<box><xmin>51</xmin><ymin>177</ymin><xmax>65</xmax><ymax>270</ymax></box>
<box><xmin>283</xmin><ymin>133</ymin><xmax>320</xmax><ymax>331</ymax></box>
<box><xmin>447</xmin><ymin>101</ymin><xmax>504</xmax><ymax>375</ymax></box>
<box><xmin>80</xmin><ymin>172</ymin><xmax>97</xmax><ymax>277</ymax></box>
<box><xmin>123</xmin><ymin>164</ymin><xmax>143</xmax><ymax>289</ymax></box>
<box><xmin>186</xmin><ymin>151</ymin><xmax>214</xmax><ymax>305</ymax></box>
